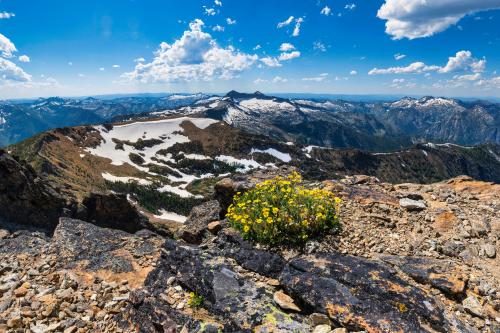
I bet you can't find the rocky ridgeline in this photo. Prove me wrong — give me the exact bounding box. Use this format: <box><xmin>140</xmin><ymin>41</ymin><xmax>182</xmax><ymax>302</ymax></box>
<box><xmin>0</xmin><ymin>165</ymin><xmax>499</xmax><ymax>332</ymax></box>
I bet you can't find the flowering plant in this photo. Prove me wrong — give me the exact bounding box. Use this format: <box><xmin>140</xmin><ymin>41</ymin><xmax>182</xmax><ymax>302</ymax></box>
<box><xmin>226</xmin><ymin>172</ymin><xmax>341</xmax><ymax>246</ymax></box>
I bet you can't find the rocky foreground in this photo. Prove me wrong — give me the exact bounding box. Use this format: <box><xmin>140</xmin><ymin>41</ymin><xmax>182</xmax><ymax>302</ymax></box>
<box><xmin>0</xmin><ymin>164</ymin><xmax>499</xmax><ymax>332</ymax></box>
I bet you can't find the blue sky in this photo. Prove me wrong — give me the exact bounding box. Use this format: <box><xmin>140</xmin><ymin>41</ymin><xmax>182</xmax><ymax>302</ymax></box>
<box><xmin>0</xmin><ymin>0</ymin><xmax>499</xmax><ymax>99</ymax></box>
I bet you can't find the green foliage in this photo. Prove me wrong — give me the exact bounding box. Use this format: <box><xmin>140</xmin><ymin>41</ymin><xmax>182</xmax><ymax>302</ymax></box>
<box><xmin>187</xmin><ymin>292</ymin><xmax>204</xmax><ymax>308</ymax></box>
<box><xmin>226</xmin><ymin>172</ymin><xmax>341</xmax><ymax>247</ymax></box>
<box><xmin>128</xmin><ymin>153</ymin><xmax>145</xmax><ymax>165</ymax></box>
<box><xmin>105</xmin><ymin>180</ymin><xmax>204</xmax><ymax>216</ymax></box>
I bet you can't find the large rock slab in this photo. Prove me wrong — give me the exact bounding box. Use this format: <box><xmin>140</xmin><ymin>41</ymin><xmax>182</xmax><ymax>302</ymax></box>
<box><xmin>122</xmin><ymin>238</ymin><xmax>310</xmax><ymax>332</ymax></box>
<box><xmin>379</xmin><ymin>255</ymin><xmax>467</xmax><ymax>298</ymax></box>
<box><xmin>50</xmin><ymin>218</ymin><xmax>163</xmax><ymax>288</ymax></box>
<box><xmin>215</xmin><ymin>230</ymin><xmax>286</xmax><ymax>279</ymax></box>
<box><xmin>279</xmin><ymin>253</ymin><xmax>453</xmax><ymax>332</ymax></box>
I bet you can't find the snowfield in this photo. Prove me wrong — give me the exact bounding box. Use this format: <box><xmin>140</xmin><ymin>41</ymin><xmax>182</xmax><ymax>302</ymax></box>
<box><xmin>87</xmin><ymin>117</ymin><xmax>217</xmax><ymax>167</ymax></box>
<box><xmin>87</xmin><ymin>117</ymin><xmax>218</xmax><ymax>196</ymax></box>
<box><xmin>86</xmin><ymin>115</ymin><xmax>296</xmax><ymax>200</ymax></box>
<box><xmin>239</xmin><ymin>98</ymin><xmax>295</xmax><ymax>113</ymax></box>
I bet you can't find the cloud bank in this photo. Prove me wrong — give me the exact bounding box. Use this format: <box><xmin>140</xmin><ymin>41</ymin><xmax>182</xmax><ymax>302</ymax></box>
<box><xmin>377</xmin><ymin>0</ymin><xmax>500</xmax><ymax>39</ymax></box>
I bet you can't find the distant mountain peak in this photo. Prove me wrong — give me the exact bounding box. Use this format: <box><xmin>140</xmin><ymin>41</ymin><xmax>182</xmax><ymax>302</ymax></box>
<box><xmin>225</xmin><ymin>90</ymin><xmax>268</xmax><ymax>99</ymax></box>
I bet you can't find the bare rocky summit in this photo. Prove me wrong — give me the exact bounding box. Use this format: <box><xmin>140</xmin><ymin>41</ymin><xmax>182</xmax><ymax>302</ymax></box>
<box><xmin>0</xmin><ymin>161</ymin><xmax>498</xmax><ymax>332</ymax></box>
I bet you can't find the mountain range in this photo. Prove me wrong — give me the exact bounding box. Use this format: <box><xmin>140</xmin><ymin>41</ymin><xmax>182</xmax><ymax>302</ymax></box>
<box><xmin>0</xmin><ymin>94</ymin><xmax>208</xmax><ymax>146</ymax></box>
<box><xmin>2</xmin><ymin>91</ymin><xmax>498</xmax><ymax>151</ymax></box>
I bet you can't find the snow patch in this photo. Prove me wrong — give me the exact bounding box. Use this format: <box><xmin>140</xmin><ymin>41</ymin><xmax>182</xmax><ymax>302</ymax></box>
<box><xmin>215</xmin><ymin>155</ymin><xmax>263</xmax><ymax>172</ymax></box>
<box><xmin>158</xmin><ymin>184</ymin><xmax>198</xmax><ymax>198</ymax></box>
<box><xmin>153</xmin><ymin>209</ymin><xmax>187</xmax><ymax>223</ymax></box>
<box><xmin>250</xmin><ymin>148</ymin><xmax>291</xmax><ymax>162</ymax></box>
<box><xmin>183</xmin><ymin>153</ymin><xmax>212</xmax><ymax>160</ymax></box>
<box><xmin>101</xmin><ymin>172</ymin><xmax>152</xmax><ymax>186</ymax></box>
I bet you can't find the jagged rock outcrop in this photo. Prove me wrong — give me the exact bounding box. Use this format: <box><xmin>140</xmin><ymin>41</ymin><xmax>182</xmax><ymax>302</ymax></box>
<box><xmin>78</xmin><ymin>192</ymin><xmax>153</xmax><ymax>234</ymax></box>
<box><xmin>176</xmin><ymin>200</ymin><xmax>220</xmax><ymax>244</ymax></box>
<box><xmin>0</xmin><ymin>150</ymin><xmax>68</xmax><ymax>231</ymax></box>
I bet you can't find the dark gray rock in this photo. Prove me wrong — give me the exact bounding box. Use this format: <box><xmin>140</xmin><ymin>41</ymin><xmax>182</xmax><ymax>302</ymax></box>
<box><xmin>0</xmin><ymin>151</ymin><xmax>68</xmax><ymax>231</ymax></box>
<box><xmin>126</xmin><ymin>238</ymin><xmax>310</xmax><ymax>332</ymax></box>
<box><xmin>216</xmin><ymin>230</ymin><xmax>286</xmax><ymax>279</ymax></box>
<box><xmin>214</xmin><ymin>177</ymin><xmax>254</xmax><ymax>217</ymax></box>
<box><xmin>50</xmin><ymin>218</ymin><xmax>161</xmax><ymax>273</ymax></box>
<box><xmin>279</xmin><ymin>253</ymin><xmax>453</xmax><ymax>332</ymax></box>
<box><xmin>441</xmin><ymin>241</ymin><xmax>466</xmax><ymax>257</ymax></box>
<box><xmin>177</xmin><ymin>200</ymin><xmax>221</xmax><ymax>244</ymax></box>
<box><xmin>379</xmin><ymin>255</ymin><xmax>467</xmax><ymax>298</ymax></box>
<box><xmin>78</xmin><ymin>192</ymin><xmax>151</xmax><ymax>234</ymax></box>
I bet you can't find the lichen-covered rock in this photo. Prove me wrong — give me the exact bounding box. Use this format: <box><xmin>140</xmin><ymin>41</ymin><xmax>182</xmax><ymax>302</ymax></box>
<box><xmin>50</xmin><ymin>218</ymin><xmax>163</xmax><ymax>286</ymax></box>
<box><xmin>379</xmin><ymin>255</ymin><xmax>467</xmax><ymax>297</ymax></box>
<box><xmin>216</xmin><ymin>230</ymin><xmax>286</xmax><ymax>279</ymax></box>
<box><xmin>122</xmin><ymin>238</ymin><xmax>311</xmax><ymax>332</ymax></box>
<box><xmin>279</xmin><ymin>253</ymin><xmax>453</xmax><ymax>332</ymax></box>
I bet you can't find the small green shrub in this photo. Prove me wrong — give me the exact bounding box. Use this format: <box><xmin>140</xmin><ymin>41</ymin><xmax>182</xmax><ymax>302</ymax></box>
<box><xmin>226</xmin><ymin>172</ymin><xmax>341</xmax><ymax>246</ymax></box>
<box><xmin>188</xmin><ymin>292</ymin><xmax>204</xmax><ymax>308</ymax></box>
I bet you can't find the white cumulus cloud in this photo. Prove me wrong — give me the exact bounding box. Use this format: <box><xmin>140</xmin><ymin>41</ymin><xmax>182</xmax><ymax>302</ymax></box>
<box><xmin>321</xmin><ymin>6</ymin><xmax>332</xmax><ymax>16</ymax></box>
<box><xmin>313</xmin><ymin>41</ymin><xmax>326</xmax><ymax>52</ymax></box>
<box><xmin>369</xmin><ymin>50</ymin><xmax>485</xmax><ymax>75</ymax></box>
<box><xmin>438</xmin><ymin>50</ymin><xmax>485</xmax><ymax>73</ymax></box>
<box><xmin>272</xmin><ymin>76</ymin><xmax>288</xmax><ymax>83</ymax></box>
<box><xmin>0</xmin><ymin>12</ymin><xmax>15</xmax><ymax>19</ymax></box>
<box><xmin>277</xmin><ymin>16</ymin><xmax>295</xmax><ymax>28</ymax></box>
<box><xmin>278</xmin><ymin>51</ymin><xmax>301</xmax><ymax>61</ymax></box>
<box><xmin>350</xmin><ymin>70</ymin><xmax>358</xmax><ymax>75</ymax></box>
<box><xmin>369</xmin><ymin>62</ymin><xmax>440</xmax><ymax>75</ymax></box>
<box><xmin>279</xmin><ymin>43</ymin><xmax>295</xmax><ymax>52</ymax></box>
<box><xmin>122</xmin><ymin>19</ymin><xmax>258</xmax><ymax>83</ymax></box>
<box><xmin>214</xmin><ymin>0</ymin><xmax>222</xmax><ymax>6</ymax></box>
<box><xmin>253</xmin><ymin>78</ymin><xmax>268</xmax><ymax>84</ymax></box>
<box><xmin>394</xmin><ymin>53</ymin><xmax>406</xmax><ymax>60</ymax></box>
<box><xmin>292</xmin><ymin>17</ymin><xmax>304</xmax><ymax>37</ymax></box>
<box><xmin>226</xmin><ymin>18</ymin><xmax>237</xmax><ymax>25</ymax></box>
<box><xmin>0</xmin><ymin>57</ymin><xmax>32</xmax><ymax>82</ymax></box>
<box><xmin>18</xmin><ymin>55</ymin><xmax>30</xmax><ymax>63</ymax></box>
<box><xmin>260</xmin><ymin>56</ymin><xmax>282</xmax><ymax>67</ymax></box>
<box><xmin>204</xmin><ymin>7</ymin><xmax>216</xmax><ymax>16</ymax></box>
<box><xmin>377</xmin><ymin>0</ymin><xmax>500</xmax><ymax>40</ymax></box>
<box><xmin>0</xmin><ymin>33</ymin><xmax>17</xmax><ymax>57</ymax></box>
<box><xmin>303</xmin><ymin>73</ymin><xmax>328</xmax><ymax>82</ymax></box>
